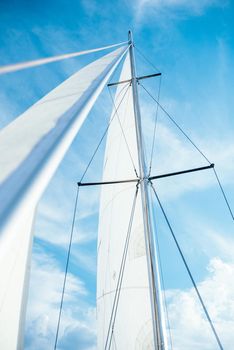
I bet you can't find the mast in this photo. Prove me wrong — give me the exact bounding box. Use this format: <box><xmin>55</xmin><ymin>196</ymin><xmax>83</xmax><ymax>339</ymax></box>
<box><xmin>128</xmin><ymin>30</ymin><xmax>166</xmax><ymax>350</ymax></box>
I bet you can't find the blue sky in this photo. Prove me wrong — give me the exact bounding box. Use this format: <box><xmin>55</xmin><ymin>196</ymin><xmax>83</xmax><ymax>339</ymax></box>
<box><xmin>0</xmin><ymin>0</ymin><xmax>234</xmax><ymax>349</ymax></box>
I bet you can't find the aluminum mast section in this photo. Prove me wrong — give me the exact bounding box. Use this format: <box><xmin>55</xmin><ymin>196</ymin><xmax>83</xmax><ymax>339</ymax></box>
<box><xmin>128</xmin><ymin>30</ymin><xmax>166</xmax><ymax>350</ymax></box>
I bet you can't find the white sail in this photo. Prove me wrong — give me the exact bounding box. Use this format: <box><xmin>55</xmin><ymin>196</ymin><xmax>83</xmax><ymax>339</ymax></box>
<box><xmin>97</xmin><ymin>53</ymin><xmax>154</xmax><ymax>349</ymax></box>
<box><xmin>0</xmin><ymin>45</ymin><xmax>127</xmax><ymax>350</ymax></box>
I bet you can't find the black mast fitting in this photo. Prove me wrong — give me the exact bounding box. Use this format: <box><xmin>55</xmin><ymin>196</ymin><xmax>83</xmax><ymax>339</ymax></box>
<box><xmin>108</xmin><ymin>73</ymin><xmax>161</xmax><ymax>87</ymax></box>
<box><xmin>137</xmin><ymin>73</ymin><xmax>161</xmax><ymax>80</ymax></box>
<box><xmin>107</xmin><ymin>78</ymin><xmax>132</xmax><ymax>87</ymax></box>
<box><xmin>77</xmin><ymin>178</ymin><xmax>139</xmax><ymax>187</ymax></box>
<box><xmin>149</xmin><ymin>164</ymin><xmax>214</xmax><ymax>181</ymax></box>
<box><xmin>77</xmin><ymin>164</ymin><xmax>214</xmax><ymax>187</ymax></box>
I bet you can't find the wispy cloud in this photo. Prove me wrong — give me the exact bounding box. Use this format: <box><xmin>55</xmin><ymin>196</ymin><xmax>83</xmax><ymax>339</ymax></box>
<box><xmin>35</xmin><ymin>178</ymin><xmax>99</xmax><ymax>246</ymax></box>
<box><xmin>25</xmin><ymin>245</ymin><xmax>96</xmax><ymax>350</ymax></box>
<box><xmin>71</xmin><ymin>247</ymin><xmax>97</xmax><ymax>275</ymax></box>
<box><xmin>179</xmin><ymin>220</ymin><xmax>234</xmax><ymax>264</ymax></box>
<box><xmin>166</xmin><ymin>257</ymin><xmax>234</xmax><ymax>349</ymax></box>
<box><xmin>143</xmin><ymin>115</ymin><xmax>234</xmax><ymax>200</ymax></box>
<box><xmin>132</xmin><ymin>0</ymin><xmax>227</xmax><ymax>23</ymax></box>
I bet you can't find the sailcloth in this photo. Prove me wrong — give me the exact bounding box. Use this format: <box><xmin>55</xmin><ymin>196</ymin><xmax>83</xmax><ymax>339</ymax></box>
<box><xmin>0</xmin><ymin>45</ymin><xmax>127</xmax><ymax>350</ymax></box>
<box><xmin>97</xmin><ymin>53</ymin><xmax>154</xmax><ymax>349</ymax></box>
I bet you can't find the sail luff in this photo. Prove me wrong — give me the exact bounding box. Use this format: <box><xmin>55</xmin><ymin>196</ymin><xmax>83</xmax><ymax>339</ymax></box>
<box><xmin>0</xmin><ymin>46</ymin><xmax>128</xmax><ymax>235</ymax></box>
<box><xmin>0</xmin><ymin>41</ymin><xmax>128</xmax><ymax>75</ymax></box>
<box><xmin>128</xmin><ymin>31</ymin><xmax>167</xmax><ymax>350</ymax></box>
<box><xmin>0</xmin><ymin>45</ymin><xmax>128</xmax><ymax>350</ymax></box>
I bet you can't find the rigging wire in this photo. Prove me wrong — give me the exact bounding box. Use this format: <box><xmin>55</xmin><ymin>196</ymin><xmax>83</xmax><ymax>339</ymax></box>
<box><xmin>149</xmin><ymin>187</ymin><xmax>173</xmax><ymax>350</ymax></box>
<box><xmin>133</xmin><ymin>45</ymin><xmax>163</xmax><ymax>175</ymax></box>
<box><xmin>139</xmin><ymin>82</ymin><xmax>212</xmax><ymax>165</ymax></box>
<box><xmin>108</xmin><ymin>85</ymin><xmax>139</xmax><ymax>177</ymax></box>
<box><xmin>0</xmin><ymin>41</ymin><xmax>128</xmax><ymax>75</ymax></box>
<box><xmin>148</xmin><ymin>74</ymin><xmax>162</xmax><ymax>176</ymax></box>
<box><xmin>54</xmin><ymin>185</ymin><xmax>80</xmax><ymax>350</ymax></box>
<box><xmin>135</xmin><ymin>46</ymin><xmax>233</xmax><ymax>221</ymax></box>
<box><xmin>79</xmin><ymin>82</ymin><xmax>131</xmax><ymax>183</ymax></box>
<box><xmin>212</xmin><ymin>167</ymin><xmax>234</xmax><ymax>221</ymax></box>
<box><xmin>104</xmin><ymin>185</ymin><xmax>139</xmax><ymax>350</ymax></box>
<box><xmin>134</xmin><ymin>45</ymin><xmax>161</xmax><ymax>73</ymax></box>
<box><xmin>150</xmin><ymin>182</ymin><xmax>224</xmax><ymax>350</ymax></box>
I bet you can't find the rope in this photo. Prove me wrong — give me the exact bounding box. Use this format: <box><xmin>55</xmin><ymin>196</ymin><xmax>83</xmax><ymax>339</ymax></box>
<box><xmin>104</xmin><ymin>185</ymin><xmax>139</xmax><ymax>350</ymax></box>
<box><xmin>213</xmin><ymin>167</ymin><xmax>234</xmax><ymax>221</ymax></box>
<box><xmin>148</xmin><ymin>75</ymin><xmax>162</xmax><ymax>176</ymax></box>
<box><xmin>79</xmin><ymin>83</ymin><xmax>131</xmax><ymax>183</ymax></box>
<box><xmin>149</xmin><ymin>188</ymin><xmax>173</xmax><ymax>350</ymax></box>
<box><xmin>0</xmin><ymin>41</ymin><xmax>128</xmax><ymax>75</ymax></box>
<box><xmin>150</xmin><ymin>182</ymin><xmax>224</xmax><ymax>350</ymax></box>
<box><xmin>54</xmin><ymin>185</ymin><xmax>80</xmax><ymax>350</ymax></box>
<box><xmin>139</xmin><ymin>83</ymin><xmax>212</xmax><ymax>165</ymax></box>
<box><xmin>108</xmin><ymin>85</ymin><xmax>139</xmax><ymax>177</ymax></box>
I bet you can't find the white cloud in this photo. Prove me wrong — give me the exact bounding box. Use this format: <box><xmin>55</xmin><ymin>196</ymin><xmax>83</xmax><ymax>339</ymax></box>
<box><xmin>35</xmin><ymin>198</ymin><xmax>98</xmax><ymax>247</ymax></box>
<box><xmin>178</xmin><ymin>220</ymin><xmax>234</xmax><ymax>265</ymax></box>
<box><xmin>138</xmin><ymin>0</ymin><xmax>220</xmax><ymax>10</ymax></box>
<box><xmin>143</xmin><ymin>116</ymin><xmax>234</xmax><ymax>200</ymax></box>
<box><xmin>34</xmin><ymin>168</ymin><xmax>100</xmax><ymax>246</ymax></box>
<box><xmin>166</xmin><ymin>258</ymin><xmax>234</xmax><ymax>349</ymax></box>
<box><xmin>71</xmin><ymin>247</ymin><xmax>97</xmax><ymax>275</ymax></box>
<box><xmin>133</xmin><ymin>0</ymin><xmax>227</xmax><ymax>22</ymax></box>
<box><xmin>25</xmin><ymin>246</ymin><xmax>96</xmax><ymax>350</ymax></box>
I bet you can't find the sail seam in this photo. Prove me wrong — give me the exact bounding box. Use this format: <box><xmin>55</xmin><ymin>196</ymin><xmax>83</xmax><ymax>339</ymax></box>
<box><xmin>97</xmin><ymin>286</ymin><xmax>149</xmax><ymax>301</ymax></box>
<box><xmin>104</xmin><ymin>185</ymin><xmax>139</xmax><ymax>350</ymax></box>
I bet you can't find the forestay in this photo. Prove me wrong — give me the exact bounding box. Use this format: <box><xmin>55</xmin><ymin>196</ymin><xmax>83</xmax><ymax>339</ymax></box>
<box><xmin>0</xmin><ymin>45</ymin><xmax>127</xmax><ymax>350</ymax></box>
<box><xmin>97</xmin><ymin>53</ymin><xmax>154</xmax><ymax>349</ymax></box>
